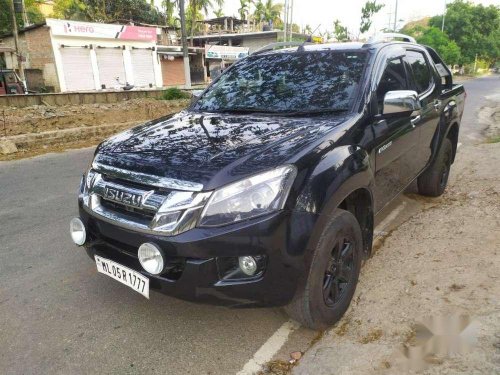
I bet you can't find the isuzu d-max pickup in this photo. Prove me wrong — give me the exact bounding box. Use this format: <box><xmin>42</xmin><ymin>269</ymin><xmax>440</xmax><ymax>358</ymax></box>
<box><xmin>71</xmin><ymin>34</ymin><xmax>465</xmax><ymax>329</ymax></box>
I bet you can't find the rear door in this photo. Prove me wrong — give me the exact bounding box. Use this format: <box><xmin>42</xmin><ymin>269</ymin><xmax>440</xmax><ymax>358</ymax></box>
<box><xmin>372</xmin><ymin>57</ymin><xmax>420</xmax><ymax>212</ymax></box>
<box><xmin>404</xmin><ymin>49</ymin><xmax>441</xmax><ymax>172</ymax></box>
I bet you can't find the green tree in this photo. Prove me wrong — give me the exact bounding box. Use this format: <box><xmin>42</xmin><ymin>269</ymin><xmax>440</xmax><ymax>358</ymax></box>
<box><xmin>0</xmin><ymin>0</ymin><xmax>44</xmax><ymax>34</ymax></box>
<box><xmin>405</xmin><ymin>25</ymin><xmax>461</xmax><ymax>65</ymax></box>
<box><xmin>53</xmin><ymin>0</ymin><xmax>87</xmax><ymax>20</ymax></box>
<box><xmin>238</xmin><ymin>0</ymin><xmax>251</xmax><ymax>21</ymax></box>
<box><xmin>187</xmin><ymin>0</ymin><xmax>224</xmax><ymax>37</ymax></box>
<box><xmin>214</xmin><ymin>7</ymin><xmax>224</xmax><ymax>17</ymax></box>
<box><xmin>253</xmin><ymin>0</ymin><xmax>283</xmax><ymax>27</ymax></box>
<box><xmin>52</xmin><ymin>0</ymin><xmax>166</xmax><ymax>24</ymax></box>
<box><xmin>359</xmin><ymin>0</ymin><xmax>384</xmax><ymax>34</ymax></box>
<box><xmin>333</xmin><ymin>19</ymin><xmax>349</xmax><ymax>42</ymax></box>
<box><xmin>429</xmin><ymin>0</ymin><xmax>499</xmax><ymax>64</ymax></box>
<box><xmin>162</xmin><ymin>0</ymin><xmax>177</xmax><ymax>27</ymax></box>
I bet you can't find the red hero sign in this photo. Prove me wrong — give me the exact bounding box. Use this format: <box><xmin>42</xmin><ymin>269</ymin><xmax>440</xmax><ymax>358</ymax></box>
<box><xmin>54</xmin><ymin>20</ymin><xmax>157</xmax><ymax>41</ymax></box>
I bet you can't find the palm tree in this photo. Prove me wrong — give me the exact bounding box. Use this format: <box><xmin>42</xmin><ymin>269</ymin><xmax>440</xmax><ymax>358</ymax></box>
<box><xmin>238</xmin><ymin>0</ymin><xmax>251</xmax><ymax>21</ymax></box>
<box><xmin>162</xmin><ymin>0</ymin><xmax>177</xmax><ymax>27</ymax></box>
<box><xmin>253</xmin><ymin>0</ymin><xmax>266</xmax><ymax>23</ymax></box>
<box><xmin>254</xmin><ymin>0</ymin><xmax>282</xmax><ymax>27</ymax></box>
<box><xmin>188</xmin><ymin>0</ymin><xmax>224</xmax><ymax>38</ymax></box>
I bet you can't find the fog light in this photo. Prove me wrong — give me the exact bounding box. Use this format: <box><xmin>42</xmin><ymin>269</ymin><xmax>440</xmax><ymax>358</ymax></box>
<box><xmin>239</xmin><ymin>256</ymin><xmax>258</xmax><ymax>276</ymax></box>
<box><xmin>70</xmin><ymin>217</ymin><xmax>86</xmax><ymax>246</ymax></box>
<box><xmin>138</xmin><ymin>243</ymin><xmax>164</xmax><ymax>275</ymax></box>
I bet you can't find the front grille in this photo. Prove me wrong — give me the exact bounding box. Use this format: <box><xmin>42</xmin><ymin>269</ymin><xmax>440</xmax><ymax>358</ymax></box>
<box><xmin>84</xmin><ymin>168</ymin><xmax>211</xmax><ymax>236</ymax></box>
<box><xmin>101</xmin><ymin>173</ymin><xmax>169</xmax><ymax>193</ymax></box>
<box><xmin>101</xmin><ymin>198</ymin><xmax>155</xmax><ymax>220</ymax></box>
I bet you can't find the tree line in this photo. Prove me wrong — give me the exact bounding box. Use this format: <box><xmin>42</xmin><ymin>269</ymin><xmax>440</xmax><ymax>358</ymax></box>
<box><xmin>401</xmin><ymin>0</ymin><xmax>499</xmax><ymax>67</ymax></box>
<box><xmin>1</xmin><ymin>0</ymin><xmax>497</xmax><ymax>67</ymax></box>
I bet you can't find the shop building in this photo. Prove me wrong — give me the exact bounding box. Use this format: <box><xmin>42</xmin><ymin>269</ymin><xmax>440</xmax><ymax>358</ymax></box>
<box><xmin>1</xmin><ymin>19</ymin><xmax>163</xmax><ymax>92</ymax></box>
<box><xmin>46</xmin><ymin>19</ymin><xmax>162</xmax><ymax>92</ymax></box>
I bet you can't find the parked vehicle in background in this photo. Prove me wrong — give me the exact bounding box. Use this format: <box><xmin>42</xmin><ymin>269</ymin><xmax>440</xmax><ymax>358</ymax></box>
<box><xmin>70</xmin><ymin>34</ymin><xmax>465</xmax><ymax>329</ymax></box>
<box><xmin>0</xmin><ymin>70</ymin><xmax>25</xmax><ymax>95</ymax></box>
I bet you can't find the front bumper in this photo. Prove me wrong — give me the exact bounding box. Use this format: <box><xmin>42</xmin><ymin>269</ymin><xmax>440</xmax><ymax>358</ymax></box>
<box><xmin>78</xmin><ymin>203</ymin><xmax>318</xmax><ymax>307</ymax></box>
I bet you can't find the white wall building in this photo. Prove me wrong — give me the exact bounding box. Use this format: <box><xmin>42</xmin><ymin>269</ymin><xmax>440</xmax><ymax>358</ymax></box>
<box><xmin>46</xmin><ymin>19</ymin><xmax>162</xmax><ymax>92</ymax></box>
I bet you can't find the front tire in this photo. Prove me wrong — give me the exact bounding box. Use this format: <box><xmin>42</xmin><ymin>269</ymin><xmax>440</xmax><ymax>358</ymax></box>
<box><xmin>417</xmin><ymin>138</ymin><xmax>453</xmax><ymax>197</ymax></box>
<box><xmin>285</xmin><ymin>209</ymin><xmax>363</xmax><ymax>330</ymax></box>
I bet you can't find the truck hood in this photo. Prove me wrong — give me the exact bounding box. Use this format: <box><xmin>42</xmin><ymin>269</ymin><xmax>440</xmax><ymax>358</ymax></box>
<box><xmin>94</xmin><ymin>111</ymin><xmax>346</xmax><ymax>190</ymax></box>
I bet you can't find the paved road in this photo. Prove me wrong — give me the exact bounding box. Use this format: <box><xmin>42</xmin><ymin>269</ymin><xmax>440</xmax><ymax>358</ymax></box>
<box><xmin>459</xmin><ymin>75</ymin><xmax>500</xmax><ymax>143</ymax></box>
<box><xmin>0</xmin><ymin>75</ymin><xmax>498</xmax><ymax>375</ymax></box>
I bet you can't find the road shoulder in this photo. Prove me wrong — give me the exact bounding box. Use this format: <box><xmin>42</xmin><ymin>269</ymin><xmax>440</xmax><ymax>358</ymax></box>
<box><xmin>292</xmin><ymin>140</ymin><xmax>500</xmax><ymax>374</ymax></box>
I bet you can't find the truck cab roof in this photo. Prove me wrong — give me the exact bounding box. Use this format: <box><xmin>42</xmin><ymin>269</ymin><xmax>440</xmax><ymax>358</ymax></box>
<box><xmin>252</xmin><ymin>33</ymin><xmax>421</xmax><ymax>56</ymax></box>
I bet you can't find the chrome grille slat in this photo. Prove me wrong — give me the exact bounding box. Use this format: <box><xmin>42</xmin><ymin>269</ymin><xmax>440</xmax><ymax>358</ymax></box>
<box><xmin>92</xmin><ymin>161</ymin><xmax>204</xmax><ymax>192</ymax></box>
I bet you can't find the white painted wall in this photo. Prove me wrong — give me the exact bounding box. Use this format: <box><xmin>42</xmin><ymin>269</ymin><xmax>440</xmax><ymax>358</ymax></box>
<box><xmin>48</xmin><ymin>30</ymin><xmax>162</xmax><ymax>92</ymax></box>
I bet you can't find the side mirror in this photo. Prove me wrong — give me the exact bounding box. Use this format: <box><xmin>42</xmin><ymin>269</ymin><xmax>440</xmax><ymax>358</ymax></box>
<box><xmin>382</xmin><ymin>90</ymin><xmax>421</xmax><ymax>116</ymax></box>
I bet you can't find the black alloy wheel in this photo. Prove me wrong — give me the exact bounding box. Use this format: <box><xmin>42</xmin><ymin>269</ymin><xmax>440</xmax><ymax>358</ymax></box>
<box><xmin>322</xmin><ymin>239</ymin><xmax>354</xmax><ymax>307</ymax></box>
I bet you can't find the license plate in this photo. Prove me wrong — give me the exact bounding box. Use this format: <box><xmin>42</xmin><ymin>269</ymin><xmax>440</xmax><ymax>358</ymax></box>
<box><xmin>95</xmin><ymin>255</ymin><xmax>149</xmax><ymax>299</ymax></box>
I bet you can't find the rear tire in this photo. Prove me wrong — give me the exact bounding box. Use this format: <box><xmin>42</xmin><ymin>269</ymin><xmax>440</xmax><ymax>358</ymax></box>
<box><xmin>285</xmin><ymin>209</ymin><xmax>363</xmax><ymax>330</ymax></box>
<box><xmin>417</xmin><ymin>138</ymin><xmax>453</xmax><ymax>197</ymax></box>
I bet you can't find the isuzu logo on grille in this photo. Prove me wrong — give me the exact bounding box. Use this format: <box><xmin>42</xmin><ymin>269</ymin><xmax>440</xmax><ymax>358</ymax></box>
<box><xmin>104</xmin><ymin>186</ymin><xmax>143</xmax><ymax>207</ymax></box>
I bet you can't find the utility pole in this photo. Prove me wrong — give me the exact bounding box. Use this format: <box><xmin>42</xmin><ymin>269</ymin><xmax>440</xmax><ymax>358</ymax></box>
<box><xmin>8</xmin><ymin>0</ymin><xmax>27</xmax><ymax>92</ymax></box>
<box><xmin>393</xmin><ymin>0</ymin><xmax>398</xmax><ymax>31</ymax></box>
<box><xmin>289</xmin><ymin>0</ymin><xmax>294</xmax><ymax>41</ymax></box>
<box><xmin>283</xmin><ymin>0</ymin><xmax>289</xmax><ymax>41</ymax></box>
<box><xmin>179</xmin><ymin>0</ymin><xmax>192</xmax><ymax>89</ymax></box>
<box><xmin>441</xmin><ymin>0</ymin><xmax>446</xmax><ymax>32</ymax></box>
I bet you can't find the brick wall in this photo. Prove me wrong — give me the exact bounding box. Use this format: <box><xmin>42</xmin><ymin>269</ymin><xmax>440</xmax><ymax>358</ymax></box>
<box><xmin>161</xmin><ymin>57</ymin><xmax>186</xmax><ymax>86</ymax></box>
<box><xmin>2</xmin><ymin>26</ymin><xmax>60</xmax><ymax>92</ymax></box>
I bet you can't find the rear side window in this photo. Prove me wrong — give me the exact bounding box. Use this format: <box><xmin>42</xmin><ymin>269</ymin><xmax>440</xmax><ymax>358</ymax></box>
<box><xmin>406</xmin><ymin>50</ymin><xmax>432</xmax><ymax>93</ymax></box>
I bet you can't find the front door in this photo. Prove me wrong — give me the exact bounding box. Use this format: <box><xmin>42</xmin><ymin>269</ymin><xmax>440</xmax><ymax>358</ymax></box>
<box><xmin>404</xmin><ymin>49</ymin><xmax>441</xmax><ymax>173</ymax></box>
<box><xmin>372</xmin><ymin>57</ymin><xmax>420</xmax><ymax>213</ymax></box>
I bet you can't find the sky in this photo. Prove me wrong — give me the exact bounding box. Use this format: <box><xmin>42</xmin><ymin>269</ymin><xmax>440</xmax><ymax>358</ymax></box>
<box><xmin>156</xmin><ymin>0</ymin><xmax>499</xmax><ymax>37</ymax></box>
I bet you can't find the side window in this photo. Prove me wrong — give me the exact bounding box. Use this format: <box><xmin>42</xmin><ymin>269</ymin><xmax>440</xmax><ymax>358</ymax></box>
<box><xmin>406</xmin><ymin>50</ymin><xmax>432</xmax><ymax>93</ymax></box>
<box><xmin>376</xmin><ymin>58</ymin><xmax>407</xmax><ymax>112</ymax></box>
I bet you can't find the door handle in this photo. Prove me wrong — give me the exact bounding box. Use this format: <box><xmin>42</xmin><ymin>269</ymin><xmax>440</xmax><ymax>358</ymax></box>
<box><xmin>411</xmin><ymin>115</ymin><xmax>421</xmax><ymax>127</ymax></box>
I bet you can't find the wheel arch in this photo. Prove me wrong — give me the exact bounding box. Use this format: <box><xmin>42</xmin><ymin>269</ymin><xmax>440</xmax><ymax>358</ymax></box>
<box><xmin>297</xmin><ymin>145</ymin><xmax>375</xmax><ymax>260</ymax></box>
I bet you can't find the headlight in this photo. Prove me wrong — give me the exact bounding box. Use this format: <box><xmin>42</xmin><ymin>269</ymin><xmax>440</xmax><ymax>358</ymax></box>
<box><xmin>199</xmin><ymin>165</ymin><xmax>297</xmax><ymax>227</ymax></box>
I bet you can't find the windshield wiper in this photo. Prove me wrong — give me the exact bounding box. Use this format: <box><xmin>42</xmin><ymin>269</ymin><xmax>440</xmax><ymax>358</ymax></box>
<box><xmin>211</xmin><ymin>108</ymin><xmax>283</xmax><ymax>115</ymax></box>
<box><xmin>199</xmin><ymin>107</ymin><xmax>348</xmax><ymax>117</ymax></box>
<box><xmin>283</xmin><ymin>108</ymin><xmax>348</xmax><ymax>116</ymax></box>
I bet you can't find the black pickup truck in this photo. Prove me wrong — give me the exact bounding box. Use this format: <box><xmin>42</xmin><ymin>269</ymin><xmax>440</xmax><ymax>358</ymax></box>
<box><xmin>71</xmin><ymin>34</ymin><xmax>465</xmax><ymax>329</ymax></box>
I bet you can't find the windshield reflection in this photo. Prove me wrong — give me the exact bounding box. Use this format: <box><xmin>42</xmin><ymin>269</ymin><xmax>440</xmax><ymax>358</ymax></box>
<box><xmin>195</xmin><ymin>51</ymin><xmax>368</xmax><ymax>114</ymax></box>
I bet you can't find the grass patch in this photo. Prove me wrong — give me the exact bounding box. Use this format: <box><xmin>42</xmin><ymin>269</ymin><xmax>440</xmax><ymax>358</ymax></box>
<box><xmin>160</xmin><ymin>88</ymin><xmax>191</xmax><ymax>100</ymax></box>
<box><xmin>486</xmin><ymin>136</ymin><xmax>500</xmax><ymax>143</ymax></box>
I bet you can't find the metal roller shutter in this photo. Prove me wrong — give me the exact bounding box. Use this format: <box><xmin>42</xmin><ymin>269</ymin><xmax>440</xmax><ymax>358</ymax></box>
<box><xmin>96</xmin><ymin>47</ymin><xmax>126</xmax><ymax>89</ymax></box>
<box><xmin>131</xmin><ymin>49</ymin><xmax>156</xmax><ymax>88</ymax></box>
<box><xmin>60</xmin><ymin>47</ymin><xmax>95</xmax><ymax>91</ymax></box>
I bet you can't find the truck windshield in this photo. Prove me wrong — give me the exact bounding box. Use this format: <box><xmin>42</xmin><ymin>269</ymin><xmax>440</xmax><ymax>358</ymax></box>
<box><xmin>195</xmin><ymin>50</ymin><xmax>367</xmax><ymax>114</ymax></box>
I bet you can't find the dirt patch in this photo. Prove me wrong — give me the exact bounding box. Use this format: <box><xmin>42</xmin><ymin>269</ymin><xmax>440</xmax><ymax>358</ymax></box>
<box><xmin>0</xmin><ymin>98</ymin><xmax>188</xmax><ymax>161</ymax></box>
<box><xmin>0</xmin><ymin>98</ymin><xmax>188</xmax><ymax>137</ymax></box>
<box><xmin>294</xmin><ymin>141</ymin><xmax>500</xmax><ymax>374</ymax></box>
<box><xmin>481</xmin><ymin>104</ymin><xmax>500</xmax><ymax>141</ymax></box>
